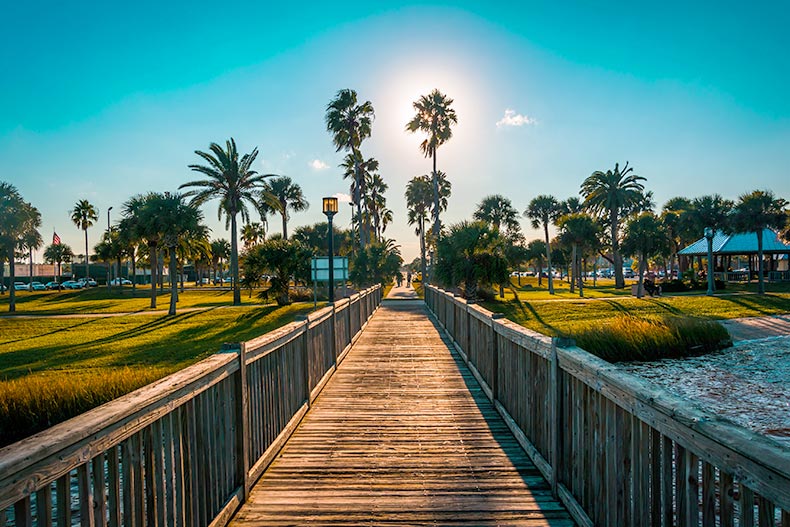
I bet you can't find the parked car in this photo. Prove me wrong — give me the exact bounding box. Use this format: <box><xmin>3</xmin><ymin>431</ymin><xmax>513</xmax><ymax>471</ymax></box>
<box><xmin>28</xmin><ymin>281</ymin><xmax>46</xmax><ymax>291</ymax></box>
<box><xmin>13</xmin><ymin>282</ymin><xmax>27</xmax><ymax>291</ymax></box>
<box><xmin>45</xmin><ymin>281</ymin><xmax>61</xmax><ymax>290</ymax></box>
<box><xmin>110</xmin><ymin>278</ymin><xmax>132</xmax><ymax>285</ymax></box>
<box><xmin>61</xmin><ymin>280</ymin><xmax>83</xmax><ymax>289</ymax></box>
<box><xmin>78</xmin><ymin>277</ymin><xmax>98</xmax><ymax>287</ymax></box>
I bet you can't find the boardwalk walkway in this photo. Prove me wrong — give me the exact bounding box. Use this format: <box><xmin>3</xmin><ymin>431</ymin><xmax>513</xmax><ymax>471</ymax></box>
<box><xmin>230</xmin><ymin>300</ymin><xmax>572</xmax><ymax>526</ymax></box>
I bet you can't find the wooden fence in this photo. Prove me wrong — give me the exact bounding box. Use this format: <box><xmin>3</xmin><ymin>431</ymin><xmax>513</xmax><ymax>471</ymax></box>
<box><xmin>0</xmin><ymin>285</ymin><xmax>382</xmax><ymax>527</ymax></box>
<box><xmin>426</xmin><ymin>285</ymin><xmax>790</xmax><ymax>527</ymax></box>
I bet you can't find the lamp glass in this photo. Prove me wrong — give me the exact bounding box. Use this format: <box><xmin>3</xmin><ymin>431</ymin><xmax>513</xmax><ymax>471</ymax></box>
<box><xmin>322</xmin><ymin>197</ymin><xmax>338</xmax><ymax>214</ymax></box>
<box><xmin>704</xmin><ymin>227</ymin><xmax>713</xmax><ymax>239</ymax></box>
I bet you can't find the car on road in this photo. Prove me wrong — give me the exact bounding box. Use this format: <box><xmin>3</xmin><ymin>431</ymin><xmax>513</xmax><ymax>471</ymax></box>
<box><xmin>110</xmin><ymin>278</ymin><xmax>132</xmax><ymax>285</ymax></box>
<box><xmin>13</xmin><ymin>282</ymin><xmax>27</xmax><ymax>291</ymax></box>
<box><xmin>45</xmin><ymin>281</ymin><xmax>61</xmax><ymax>290</ymax></box>
<box><xmin>61</xmin><ymin>280</ymin><xmax>83</xmax><ymax>289</ymax></box>
<box><xmin>78</xmin><ymin>277</ymin><xmax>98</xmax><ymax>287</ymax></box>
<box><xmin>28</xmin><ymin>282</ymin><xmax>46</xmax><ymax>291</ymax></box>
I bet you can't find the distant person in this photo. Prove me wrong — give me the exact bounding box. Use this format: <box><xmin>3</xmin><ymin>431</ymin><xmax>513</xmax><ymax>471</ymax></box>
<box><xmin>396</xmin><ymin>273</ymin><xmax>403</xmax><ymax>287</ymax></box>
<box><xmin>406</xmin><ymin>272</ymin><xmax>412</xmax><ymax>287</ymax></box>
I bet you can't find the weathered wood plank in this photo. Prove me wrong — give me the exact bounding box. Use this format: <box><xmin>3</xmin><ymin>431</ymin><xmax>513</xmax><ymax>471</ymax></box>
<box><xmin>230</xmin><ymin>302</ymin><xmax>570</xmax><ymax>526</ymax></box>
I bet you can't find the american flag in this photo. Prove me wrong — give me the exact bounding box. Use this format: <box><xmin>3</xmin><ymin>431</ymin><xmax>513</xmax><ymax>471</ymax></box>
<box><xmin>53</xmin><ymin>232</ymin><xmax>61</xmax><ymax>245</ymax></box>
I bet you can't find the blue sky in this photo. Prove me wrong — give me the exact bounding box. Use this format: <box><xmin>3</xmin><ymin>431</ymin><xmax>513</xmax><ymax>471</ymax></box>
<box><xmin>2</xmin><ymin>1</ymin><xmax>788</xmax><ymax>261</ymax></box>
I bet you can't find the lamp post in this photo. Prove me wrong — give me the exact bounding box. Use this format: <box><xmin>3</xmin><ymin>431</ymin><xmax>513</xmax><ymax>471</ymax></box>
<box><xmin>322</xmin><ymin>197</ymin><xmax>339</xmax><ymax>303</ymax></box>
<box><xmin>704</xmin><ymin>227</ymin><xmax>715</xmax><ymax>295</ymax></box>
<box><xmin>107</xmin><ymin>207</ymin><xmax>113</xmax><ymax>289</ymax></box>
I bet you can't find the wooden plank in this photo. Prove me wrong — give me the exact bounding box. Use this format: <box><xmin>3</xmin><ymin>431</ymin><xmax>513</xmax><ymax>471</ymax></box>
<box><xmin>56</xmin><ymin>473</ymin><xmax>72</xmax><ymax>527</ymax></box>
<box><xmin>107</xmin><ymin>446</ymin><xmax>120</xmax><ymax>527</ymax></box>
<box><xmin>230</xmin><ymin>301</ymin><xmax>571</xmax><ymax>527</ymax></box>
<box><xmin>91</xmin><ymin>454</ymin><xmax>107</xmax><ymax>527</ymax></box>
<box><xmin>720</xmin><ymin>470</ymin><xmax>735</xmax><ymax>527</ymax></box>
<box><xmin>741</xmin><ymin>484</ymin><xmax>755</xmax><ymax>527</ymax></box>
<box><xmin>701</xmin><ymin>461</ymin><xmax>715</xmax><ymax>527</ymax></box>
<box><xmin>77</xmin><ymin>463</ymin><xmax>94</xmax><ymax>527</ymax></box>
<box><xmin>14</xmin><ymin>496</ymin><xmax>32</xmax><ymax>527</ymax></box>
<box><xmin>35</xmin><ymin>485</ymin><xmax>52</xmax><ymax>527</ymax></box>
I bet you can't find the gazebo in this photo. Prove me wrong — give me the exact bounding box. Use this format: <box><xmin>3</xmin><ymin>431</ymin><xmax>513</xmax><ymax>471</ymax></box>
<box><xmin>678</xmin><ymin>229</ymin><xmax>790</xmax><ymax>282</ymax></box>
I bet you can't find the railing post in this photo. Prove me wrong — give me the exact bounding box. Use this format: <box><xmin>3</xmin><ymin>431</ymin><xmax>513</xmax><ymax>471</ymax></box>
<box><xmin>235</xmin><ymin>343</ymin><xmax>250</xmax><ymax>498</ymax></box>
<box><xmin>550</xmin><ymin>337</ymin><xmax>560</xmax><ymax>498</ymax></box>
<box><xmin>491</xmin><ymin>313</ymin><xmax>504</xmax><ymax>402</ymax></box>
<box><xmin>296</xmin><ymin>316</ymin><xmax>311</xmax><ymax>406</ymax></box>
<box><xmin>331</xmin><ymin>303</ymin><xmax>338</xmax><ymax>362</ymax></box>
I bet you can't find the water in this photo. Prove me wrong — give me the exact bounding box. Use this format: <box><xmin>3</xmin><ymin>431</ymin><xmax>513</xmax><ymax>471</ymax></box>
<box><xmin>620</xmin><ymin>336</ymin><xmax>790</xmax><ymax>447</ymax></box>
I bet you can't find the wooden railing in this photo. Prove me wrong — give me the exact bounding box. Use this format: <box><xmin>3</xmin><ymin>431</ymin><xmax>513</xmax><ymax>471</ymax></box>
<box><xmin>0</xmin><ymin>285</ymin><xmax>382</xmax><ymax>527</ymax></box>
<box><xmin>426</xmin><ymin>285</ymin><xmax>790</xmax><ymax>527</ymax></box>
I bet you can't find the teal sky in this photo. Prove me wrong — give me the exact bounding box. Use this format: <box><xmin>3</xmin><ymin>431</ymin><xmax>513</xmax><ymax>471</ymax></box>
<box><xmin>2</xmin><ymin>1</ymin><xmax>789</xmax><ymax>261</ymax></box>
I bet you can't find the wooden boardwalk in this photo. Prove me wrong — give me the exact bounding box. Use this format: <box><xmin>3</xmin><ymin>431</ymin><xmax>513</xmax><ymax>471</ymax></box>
<box><xmin>230</xmin><ymin>300</ymin><xmax>573</xmax><ymax>526</ymax></box>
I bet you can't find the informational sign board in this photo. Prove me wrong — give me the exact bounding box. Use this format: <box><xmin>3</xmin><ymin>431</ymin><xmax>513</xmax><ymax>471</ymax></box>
<box><xmin>310</xmin><ymin>257</ymin><xmax>349</xmax><ymax>282</ymax></box>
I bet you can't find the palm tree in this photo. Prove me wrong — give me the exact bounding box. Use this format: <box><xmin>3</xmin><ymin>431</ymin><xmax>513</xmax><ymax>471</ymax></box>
<box><xmin>473</xmin><ymin>195</ymin><xmax>522</xmax><ymax>235</ymax></box>
<box><xmin>365</xmin><ymin>171</ymin><xmax>389</xmax><ymax>241</ymax></box>
<box><xmin>557</xmin><ymin>213</ymin><xmax>600</xmax><ymax>297</ymax></box>
<box><xmin>180</xmin><ymin>138</ymin><xmax>272</xmax><ymax>305</ymax></box>
<box><xmin>406</xmin><ymin>175</ymin><xmax>432</xmax><ymax>284</ymax></box>
<box><xmin>660</xmin><ymin>197</ymin><xmax>693</xmax><ymax>278</ymax></box>
<box><xmin>621</xmin><ymin>212</ymin><xmax>668</xmax><ymax>298</ymax></box>
<box><xmin>258</xmin><ymin>176</ymin><xmax>308</xmax><ymax>240</ymax></box>
<box><xmin>527</xmin><ymin>239</ymin><xmax>547</xmax><ymax>286</ymax></box>
<box><xmin>326</xmin><ymin>89</ymin><xmax>375</xmax><ymax>247</ymax></box>
<box><xmin>21</xmin><ymin>217</ymin><xmax>43</xmax><ymax>285</ymax></box>
<box><xmin>241</xmin><ymin>222</ymin><xmax>266</xmax><ymax>250</ymax></box>
<box><xmin>730</xmin><ymin>190</ymin><xmax>788</xmax><ymax>294</ymax></box>
<box><xmin>43</xmin><ymin>243</ymin><xmax>74</xmax><ymax>278</ymax></box>
<box><xmin>122</xmin><ymin>193</ymin><xmax>164</xmax><ymax>307</ymax></box>
<box><xmin>210</xmin><ymin>238</ymin><xmax>231</xmax><ymax>283</ymax></box>
<box><xmin>0</xmin><ymin>183</ymin><xmax>40</xmax><ymax>311</ymax></box>
<box><xmin>406</xmin><ymin>89</ymin><xmax>458</xmax><ymax>276</ymax></box>
<box><xmin>580</xmin><ymin>162</ymin><xmax>647</xmax><ymax>289</ymax></box>
<box><xmin>158</xmin><ymin>193</ymin><xmax>206</xmax><ymax>315</ymax></box>
<box><xmin>525</xmin><ymin>195</ymin><xmax>562</xmax><ymax>294</ymax></box>
<box><xmin>70</xmin><ymin>199</ymin><xmax>98</xmax><ymax>280</ymax></box>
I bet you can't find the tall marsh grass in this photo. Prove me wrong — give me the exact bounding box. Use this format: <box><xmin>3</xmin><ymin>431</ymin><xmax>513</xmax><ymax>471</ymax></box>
<box><xmin>0</xmin><ymin>366</ymin><xmax>170</xmax><ymax>447</ymax></box>
<box><xmin>571</xmin><ymin>315</ymin><xmax>732</xmax><ymax>363</ymax></box>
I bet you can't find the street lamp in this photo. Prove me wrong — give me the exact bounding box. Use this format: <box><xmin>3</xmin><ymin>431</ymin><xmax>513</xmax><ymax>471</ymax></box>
<box><xmin>322</xmin><ymin>197</ymin><xmax>339</xmax><ymax>303</ymax></box>
<box><xmin>704</xmin><ymin>227</ymin><xmax>715</xmax><ymax>295</ymax></box>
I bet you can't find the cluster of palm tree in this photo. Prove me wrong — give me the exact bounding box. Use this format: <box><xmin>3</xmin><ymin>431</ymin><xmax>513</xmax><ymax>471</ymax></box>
<box><xmin>326</xmin><ymin>89</ymin><xmax>395</xmax><ymax>248</ymax></box>
<box><xmin>0</xmin><ymin>182</ymin><xmax>42</xmax><ymax>312</ymax></box>
<box><xmin>405</xmin><ymin>89</ymin><xmax>458</xmax><ymax>283</ymax></box>
<box><xmin>433</xmin><ymin>161</ymin><xmax>789</xmax><ymax>299</ymax></box>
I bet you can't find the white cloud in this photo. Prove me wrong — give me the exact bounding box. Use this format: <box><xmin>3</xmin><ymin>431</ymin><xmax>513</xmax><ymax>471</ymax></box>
<box><xmin>333</xmin><ymin>192</ymin><xmax>352</xmax><ymax>203</ymax></box>
<box><xmin>496</xmin><ymin>109</ymin><xmax>538</xmax><ymax>128</ymax></box>
<box><xmin>310</xmin><ymin>159</ymin><xmax>329</xmax><ymax>170</ymax></box>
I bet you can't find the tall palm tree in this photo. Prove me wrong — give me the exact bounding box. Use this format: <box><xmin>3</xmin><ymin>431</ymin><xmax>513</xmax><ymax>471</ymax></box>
<box><xmin>70</xmin><ymin>199</ymin><xmax>98</xmax><ymax>280</ymax></box>
<box><xmin>158</xmin><ymin>193</ymin><xmax>206</xmax><ymax>315</ymax></box>
<box><xmin>527</xmin><ymin>239</ymin><xmax>547</xmax><ymax>286</ymax></box>
<box><xmin>473</xmin><ymin>195</ymin><xmax>522</xmax><ymax>235</ymax></box>
<box><xmin>580</xmin><ymin>162</ymin><xmax>647</xmax><ymax>289</ymax></box>
<box><xmin>241</xmin><ymin>222</ymin><xmax>266</xmax><ymax>249</ymax></box>
<box><xmin>660</xmin><ymin>197</ymin><xmax>693</xmax><ymax>278</ymax></box>
<box><xmin>210</xmin><ymin>238</ymin><xmax>231</xmax><ymax>283</ymax></box>
<box><xmin>21</xmin><ymin>218</ymin><xmax>43</xmax><ymax>285</ymax></box>
<box><xmin>525</xmin><ymin>195</ymin><xmax>562</xmax><ymax>294</ymax></box>
<box><xmin>730</xmin><ymin>190</ymin><xmax>788</xmax><ymax>294</ymax></box>
<box><xmin>258</xmin><ymin>176</ymin><xmax>309</xmax><ymax>240</ymax></box>
<box><xmin>365</xmin><ymin>171</ymin><xmax>389</xmax><ymax>241</ymax></box>
<box><xmin>180</xmin><ymin>138</ymin><xmax>272</xmax><ymax>305</ymax></box>
<box><xmin>44</xmin><ymin>243</ymin><xmax>74</xmax><ymax>278</ymax></box>
<box><xmin>122</xmin><ymin>193</ymin><xmax>165</xmax><ymax>307</ymax></box>
<box><xmin>406</xmin><ymin>175</ymin><xmax>433</xmax><ymax>283</ymax></box>
<box><xmin>621</xmin><ymin>212</ymin><xmax>668</xmax><ymax>298</ymax></box>
<box><xmin>557</xmin><ymin>213</ymin><xmax>600</xmax><ymax>297</ymax></box>
<box><xmin>406</xmin><ymin>89</ymin><xmax>458</xmax><ymax>276</ymax></box>
<box><xmin>0</xmin><ymin>183</ymin><xmax>40</xmax><ymax>311</ymax></box>
<box><xmin>326</xmin><ymin>89</ymin><xmax>375</xmax><ymax>248</ymax></box>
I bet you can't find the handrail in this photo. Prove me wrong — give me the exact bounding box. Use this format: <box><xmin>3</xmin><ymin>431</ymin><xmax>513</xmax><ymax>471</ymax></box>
<box><xmin>425</xmin><ymin>285</ymin><xmax>790</xmax><ymax>527</ymax></box>
<box><xmin>0</xmin><ymin>284</ymin><xmax>382</xmax><ymax>526</ymax></box>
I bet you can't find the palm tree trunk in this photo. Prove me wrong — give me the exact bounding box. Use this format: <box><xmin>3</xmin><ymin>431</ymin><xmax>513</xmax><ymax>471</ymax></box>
<box><xmin>757</xmin><ymin>229</ymin><xmax>765</xmax><ymax>294</ymax></box>
<box><xmin>544</xmin><ymin>222</ymin><xmax>554</xmax><ymax>294</ymax></box>
<box><xmin>0</xmin><ymin>256</ymin><xmax>6</xmax><ymax>296</ymax></box>
<box><xmin>570</xmin><ymin>244</ymin><xmax>576</xmax><ymax>294</ymax></box>
<box><xmin>637</xmin><ymin>254</ymin><xmax>647</xmax><ymax>299</ymax></box>
<box><xmin>8</xmin><ymin>247</ymin><xmax>16</xmax><ymax>312</ymax></box>
<box><xmin>131</xmin><ymin>249</ymin><xmax>136</xmax><ymax>293</ymax></box>
<box><xmin>431</xmin><ymin>151</ymin><xmax>440</xmax><ymax>284</ymax></box>
<box><xmin>281</xmin><ymin>209</ymin><xmax>288</xmax><ymax>240</ymax></box>
<box><xmin>149</xmin><ymin>244</ymin><xmax>157</xmax><ymax>309</ymax></box>
<box><xmin>537</xmin><ymin>255</ymin><xmax>543</xmax><ymax>286</ymax></box>
<box><xmin>611</xmin><ymin>210</ymin><xmax>624</xmax><ymax>289</ymax></box>
<box><xmin>579</xmin><ymin>252</ymin><xmax>585</xmax><ymax>298</ymax></box>
<box><xmin>231</xmin><ymin>213</ymin><xmax>241</xmax><ymax>305</ymax></box>
<box><xmin>84</xmin><ymin>228</ymin><xmax>89</xmax><ymax>280</ymax></box>
<box><xmin>419</xmin><ymin>217</ymin><xmax>426</xmax><ymax>285</ymax></box>
<box><xmin>28</xmin><ymin>247</ymin><xmax>33</xmax><ymax>286</ymax></box>
<box><xmin>168</xmin><ymin>246</ymin><xmax>178</xmax><ymax>316</ymax></box>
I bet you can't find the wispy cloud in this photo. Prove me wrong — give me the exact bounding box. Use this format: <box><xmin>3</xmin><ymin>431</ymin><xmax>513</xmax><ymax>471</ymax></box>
<box><xmin>310</xmin><ymin>159</ymin><xmax>329</xmax><ymax>170</ymax></box>
<box><xmin>333</xmin><ymin>192</ymin><xmax>352</xmax><ymax>203</ymax></box>
<box><xmin>496</xmin><ymin>109</ymin><xmax>538</xmax><ymax>127</ymax></box>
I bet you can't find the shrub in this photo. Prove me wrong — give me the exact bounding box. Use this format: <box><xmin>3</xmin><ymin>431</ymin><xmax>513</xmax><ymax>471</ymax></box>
<box><xmin>659</xmin><ymin>279</ymin><xmax>687</xmax><ymax>292</ymax></box>
<box><xmin>570</xmin><ymin>315</ymin><xmax>731</xmax><ymax>363</ymax></box>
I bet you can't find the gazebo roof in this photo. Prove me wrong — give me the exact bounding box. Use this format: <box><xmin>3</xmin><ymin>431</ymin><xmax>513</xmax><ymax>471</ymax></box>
<box><xmin>679</xmin><ymin>229</ymin><xmax>790</xmax><ymax>256</ymax></box>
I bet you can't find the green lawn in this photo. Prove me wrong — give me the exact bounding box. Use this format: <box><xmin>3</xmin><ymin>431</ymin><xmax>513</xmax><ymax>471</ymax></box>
<box><xmin>0</xmin><ymin>298</ymin><xmax>320</xmax><ymax>446</ymax></box>
<box><xmin>0</xmin><ymin>286</ymin><xmax>268</xmax><ymax>315</ymax></box>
